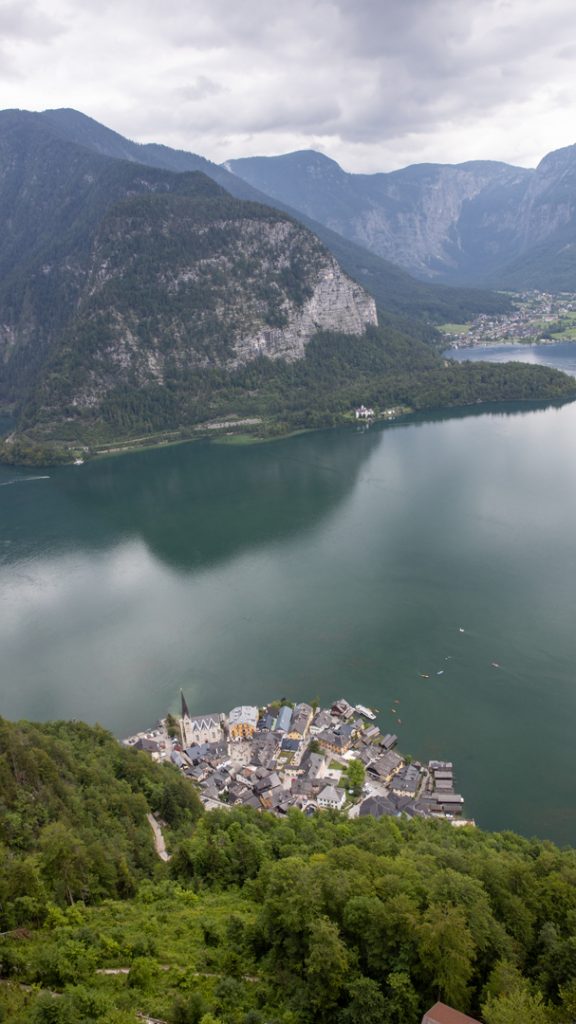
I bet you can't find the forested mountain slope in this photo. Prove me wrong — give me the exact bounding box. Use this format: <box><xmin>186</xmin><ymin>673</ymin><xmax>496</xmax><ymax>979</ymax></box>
<box><xmin>1</xmin><ymin>718</ymin><xmax>576</xmax><ymax>1024</ymax></box>
<box><xmin>0</xmin><ymin>110</ymin><xmax>573</xmax><ymax>462</ymax></box>
<box><xmin>2</xmin><ymin>108</ymin><xmax>512</xmax><ymax>322</ymax></box>
<box><xmin>0</xmin><ymin>115</ymin><xmax>377</xmax><ymax>439</ymax></box>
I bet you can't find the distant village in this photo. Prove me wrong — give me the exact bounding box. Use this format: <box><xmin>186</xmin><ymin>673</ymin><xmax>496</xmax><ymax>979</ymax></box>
<box><xmin>443</xmin><ymin>290</ymin><xmax>576</xmax><ymax>347</ymax></box>
<box><xmin>124</xmin><ymin>695</ymin><xmax>473</xmax><ymax>826</ymax></box>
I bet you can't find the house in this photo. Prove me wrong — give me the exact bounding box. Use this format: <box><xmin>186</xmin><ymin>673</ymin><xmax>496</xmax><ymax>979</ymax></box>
<box><xmin>259</xmin><ymin>712</ymin><xmax>277</xmax><ymax>731</ymax></box>
<box><xmin>354</xmin><ymin>405</ymin><xmax>374</xmax><ymax>420</ymax></box>
<box><xmin>288</xmin><ymin>702</ymin><xmax>313</xmax><ymax>738</ymax></box>
<box><xmin>317</xmin><ymin>784</ymin><xmax>346</xmax><ymax>810</ymax></box>
<box><xmin>310</xmin><ymin>709</ymin><xmax>332</xmax><ymax>733</ymax></box>
<box><xmin>368</xmin><ymin>750</ymin><xmax>403</xmax><ymax>781</ymax></box>
<box><xmin>434</xmin><ymin>793</ymin><xmax>465</xmax><ymax>813</ymax></box>
<box><xmin>331</xmin><ymin>698</ymin><xmax>355</xmax><ymax>719</ymax></box>
<box><xmin>281</xmin><ymin>737</ymin><xmax>301</xmax><ymax>754</ymax></box>
<box><xmin>390</xmin><ymin>763</ymin><xmax>422</xmax><ymax>798</ymax></box>
<box><xmin>302</xmin><ymin>752</ymin><xmax>325</xmax><ymax>780</ymax></box>
<box><xmin>363</xmin><ymin>725</ymin><xmax>380</xmax><ymax>742</ymax></box>
<box><xmin>421</xmin><ymin>1002</ymin><xmax>480</xmax><ymax>1024</ymax></box>
<box><xmin>251</xmin><ymin>732</ymin><xmax>280</xmax><ymax>767</ymax></box>
<box><xmin>380</xmin><ymin>733</ymin><xmax>398</xmax><ymax>751</ymax></box>
<box><xmin>359</xmin><ymin>795</ymin><xmax>398</xmax><ymax>819</ymax></box>
<box><xmin>227</xmin><ymin>705</ymin><xmax>259</xmax><ymax>740</ymax></box>
<box><xmin>276</xmin><ymin>705</ymin><xmax>293</xmax><ymax>733</ymax></box>
<box><xmin>317</xmin><ymin>724</ymin><xmax>354</xmax><ymax>754</ymax></box>
<box><xmin>133</xmin><ymin>737</ymin><xmax>161</xmax><ymax>755</ymax></box>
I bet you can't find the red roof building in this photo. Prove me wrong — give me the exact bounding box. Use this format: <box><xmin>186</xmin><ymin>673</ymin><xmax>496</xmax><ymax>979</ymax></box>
<box><xmin>422</xmin><ymin>1003</ymin><xmax>480</xmax><ymax>1024</ymax></box>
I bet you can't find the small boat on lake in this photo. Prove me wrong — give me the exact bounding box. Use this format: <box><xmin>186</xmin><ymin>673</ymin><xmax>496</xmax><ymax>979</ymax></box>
<box><xmin>355</xmin><ymin>704</ymin><xmax>377</xmax><ymax>720</ymax></box>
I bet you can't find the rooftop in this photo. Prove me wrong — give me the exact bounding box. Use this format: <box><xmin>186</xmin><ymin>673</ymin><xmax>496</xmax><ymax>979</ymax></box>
<box><xmin>422</xmin><ymin>1001</ymin><xmax>480</xmax><ymax>1024</ymax></box>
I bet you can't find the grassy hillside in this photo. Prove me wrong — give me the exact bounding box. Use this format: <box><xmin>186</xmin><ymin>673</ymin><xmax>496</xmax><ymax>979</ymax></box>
<box><xmin>1</xmin><ymin>718</ymin><xmax>576</xmax><ymax>1023</ymax></box>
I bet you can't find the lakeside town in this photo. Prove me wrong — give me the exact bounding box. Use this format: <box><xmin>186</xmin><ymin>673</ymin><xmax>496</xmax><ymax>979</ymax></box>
<box><xmin>123</xmin><ymin>695</ymin><xmax>473</xmax><ymax>825</ymax></box>
<box><xmin>442</xmin><ymin>290</ymin><xmax>576</xmax><ymax>348</ymax></box>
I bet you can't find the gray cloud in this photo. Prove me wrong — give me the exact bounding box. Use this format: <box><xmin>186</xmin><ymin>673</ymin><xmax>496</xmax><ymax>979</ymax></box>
<box><xmin>2</xmin><ymin>0</ymin><xmax>576</xmax><ymax>172</ymax></box>
<box><xmin>0</xmin><ymin>0</ymin><xmax>64</xmax><ymax>41</ymax></box>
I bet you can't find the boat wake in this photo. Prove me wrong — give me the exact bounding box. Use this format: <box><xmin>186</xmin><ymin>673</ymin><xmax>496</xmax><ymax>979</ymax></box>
<box><xmin>0</xmin><ymin>475</ymin><xmax>51</xmax><ymax>487</ymax></box>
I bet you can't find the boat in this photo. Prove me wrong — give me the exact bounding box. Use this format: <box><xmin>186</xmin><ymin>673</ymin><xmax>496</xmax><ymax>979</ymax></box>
<box><xmin>491</xmin><ymin>662</ymin><xmax>501</xmax><ymax>669</ymax></box>
<box><xmin>355</xmin><ymin>704</ymin><xmax>376</xmax><ymax>720</ymax></box>
<box><xmin>419</xmin><ymin>673</ymin><xmax>430</xmax><ymax>679</ymax></box>
<box><xmin>437</xmin><ymin>670</ymin><xmax>444</xmax><ymax>676</ymax></box>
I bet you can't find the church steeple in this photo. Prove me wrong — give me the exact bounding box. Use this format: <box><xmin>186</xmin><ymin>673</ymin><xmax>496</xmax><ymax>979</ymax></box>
<box><xmin>180</xmin><ymin>689</ymin><xmax>191</xmax><ymax>720</ymax></box>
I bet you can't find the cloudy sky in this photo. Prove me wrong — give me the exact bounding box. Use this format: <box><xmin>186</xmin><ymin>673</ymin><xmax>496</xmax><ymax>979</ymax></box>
<box><xmin>2</xmin><ymin>0</ymin><xmax>576</xmax><ymax>172</ymax></box>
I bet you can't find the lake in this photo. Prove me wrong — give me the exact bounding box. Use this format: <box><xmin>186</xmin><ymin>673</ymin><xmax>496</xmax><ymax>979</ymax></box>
<box><xmin>2</xmin><ymin>379</ymin><xmax>576</xmax><ymax>843</ymax></box>
<box><xmin>447</xmin><ymin>339</ymin><xmax>576</xmax><ymax>376</ymax></box>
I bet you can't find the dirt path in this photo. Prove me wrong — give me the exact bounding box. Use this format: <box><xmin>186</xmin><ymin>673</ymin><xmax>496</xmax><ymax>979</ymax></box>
<box><xmin>146</xmin><ymin>814</ymin><xmax>171</xmax><ymax>862</ymax></box>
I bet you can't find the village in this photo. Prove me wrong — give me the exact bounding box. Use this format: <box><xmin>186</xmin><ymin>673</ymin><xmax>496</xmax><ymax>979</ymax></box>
<box><xmin>442</xmin><ymin>289</ymin><xmax>576</xmax><ymax>347</ymax></box>
<box><xmin>123</xmin><ymin>695</ymin><xmax>473</xmax><ymax>825</ymax></box>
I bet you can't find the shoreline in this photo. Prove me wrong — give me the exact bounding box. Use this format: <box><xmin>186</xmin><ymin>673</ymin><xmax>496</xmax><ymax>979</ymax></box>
<box><xmin>123</xmin><ymin>694</ymin><xmax>473</xmax><ymax>826</ymax></box>
<box><xmin>3</xmin><ymin>392</ymin><xmax>576</xmax><ymax>468</ymax></box>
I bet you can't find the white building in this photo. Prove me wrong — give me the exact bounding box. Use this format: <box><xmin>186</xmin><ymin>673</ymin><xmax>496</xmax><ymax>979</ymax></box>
<box><xmin>317</xmin><ymin>784</ymin><xmax>346</xmax><ymax>810</ymax></box>
<box><xmin>182</xmin><ymin>713</ymin><xmax>223</xmax><ymax>747</ymax></box>
<box><xmin>354</xmin><ymin>405</ymin><xmax>374</xmax><ymax>420</ymax></box>
<box><xmin>179</xmin><ymin>692</ymin><xmax>224</xmax><ymax>747</ymax></box>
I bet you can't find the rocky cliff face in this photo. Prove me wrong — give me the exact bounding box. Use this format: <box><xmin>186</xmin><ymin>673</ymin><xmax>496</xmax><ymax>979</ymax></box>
<box><xmin>227</xmin><ymin>152</ymin><xmax>535</xmax><ymax>283</ymax></box>
<box><xmin>227</xmin><ymin>148</ymin><xmax>576</xmax><ymax>287</ymax></box>
<box><xmin>53</xmin><ymin>206</ymin><xmax>377</xmax><ymax>415</ymax></box>
<box><xmin>232</xmin><ymin>258</ymin><xmax>377</xmax><ymax>365</ymax></box>
<box><xmin>0</xmin><ymin>116</ymin><xmax>378</xmax><ymax>433</ymax></box>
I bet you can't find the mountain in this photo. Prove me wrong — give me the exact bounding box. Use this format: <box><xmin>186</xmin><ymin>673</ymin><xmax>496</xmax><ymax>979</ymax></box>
<box><xmin>0</xmin><ymin>112</ymin><xmax>378</xmax><ymax>434</ymax></box>
<box><xmin>8</xmin><ymin>108</ymin><xmax>512</xmax><ymax>323</ymax></box>
<box><xmin>0</xmin><ymin>110</ymin><xmax>572</xmax><ymax>460</ymax></box>
<box><xmin>226</xmin><ymin>147</ymin><xmax>576</xmax><ymax>288</ymax></box>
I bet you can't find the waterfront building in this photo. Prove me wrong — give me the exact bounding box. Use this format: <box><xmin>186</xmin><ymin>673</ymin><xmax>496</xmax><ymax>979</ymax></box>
<box><xmin>227</xmin><ymin>705</ymin><xmax>259</xmax><ymax>740</ymax></box>
<box><xmin>180</xmin><ymin>711</ymin><xmax>223</xmax><ymax>747</ymax></box>
<box><xmin>276</xmin><ymin>705</ymin><xmax>293</xmax><ymax>733</ymax></box>
<box><xmin>288</xmin><ymin>702</ymin><xmax>313</xmax><ymax>738</ymax></box>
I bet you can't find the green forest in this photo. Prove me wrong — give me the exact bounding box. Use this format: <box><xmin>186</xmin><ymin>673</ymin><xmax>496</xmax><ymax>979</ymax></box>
<box><xmin>6</xmin><ymin>322</ymin><xmax>575</xmax><ymax>465</ymax></box>
<box><xmin>1</xmin><ymin>718</ymin><xmax>576</xmax><ymax>1024</ymax></box>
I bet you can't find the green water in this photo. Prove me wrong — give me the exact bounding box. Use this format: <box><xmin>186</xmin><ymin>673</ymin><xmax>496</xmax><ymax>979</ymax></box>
<box><xmin>2</xmin><ymin>402</ymin><xmax>576</xmax><ymax>844</ymax></box>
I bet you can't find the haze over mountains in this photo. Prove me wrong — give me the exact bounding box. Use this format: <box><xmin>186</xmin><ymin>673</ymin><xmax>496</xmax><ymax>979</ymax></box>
<box><xmin>226</xmin><ymin>146</ymin><xmax>576</xmax><ymax>290</ymax></box>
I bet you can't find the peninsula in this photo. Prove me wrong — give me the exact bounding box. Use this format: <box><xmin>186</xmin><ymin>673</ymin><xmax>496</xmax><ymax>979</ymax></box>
<box><xmin>124</xmin><ymin>694</ymin><xmax>472</xmax><ymax>825</ymax></box>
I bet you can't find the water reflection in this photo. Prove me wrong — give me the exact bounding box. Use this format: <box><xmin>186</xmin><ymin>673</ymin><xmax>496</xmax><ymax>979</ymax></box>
<box><xmin>1</xmin><ymin>429</ymin><xmax>381</xmax><ymax>573</ymax></box>
<box><xmin>3</xmin><ymin>403</ymin><xmax>576</xmax><ymax>844</ymax></box>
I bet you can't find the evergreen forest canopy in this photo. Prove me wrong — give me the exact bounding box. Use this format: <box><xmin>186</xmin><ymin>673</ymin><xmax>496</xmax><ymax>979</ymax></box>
<box><xmin>1</xmin><ymin>718</ymin><xmax>576</xmax><ymax>1024</ymax></box>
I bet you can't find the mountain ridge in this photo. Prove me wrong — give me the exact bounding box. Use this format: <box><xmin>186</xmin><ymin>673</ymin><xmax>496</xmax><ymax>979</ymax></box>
<box><xmin>3</xmin><ymin>107</ymin><xmax>512</xmax><ymax>323</ymax></box>
<box><xmin>226</xmin><ymin>143</ymin><xmax>576</xmax><ymax>288</ymax></box>
<box><xmin>0</xmin><ymin>108</ymin><xmax>573</xmax><ymax>462</ymax></box>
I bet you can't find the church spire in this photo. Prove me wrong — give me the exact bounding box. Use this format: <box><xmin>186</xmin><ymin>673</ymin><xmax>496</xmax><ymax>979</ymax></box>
<box><xmin>180</xmin><ymin>689</ymin><xmax>191</xmax><ymax>720</ymax></box>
